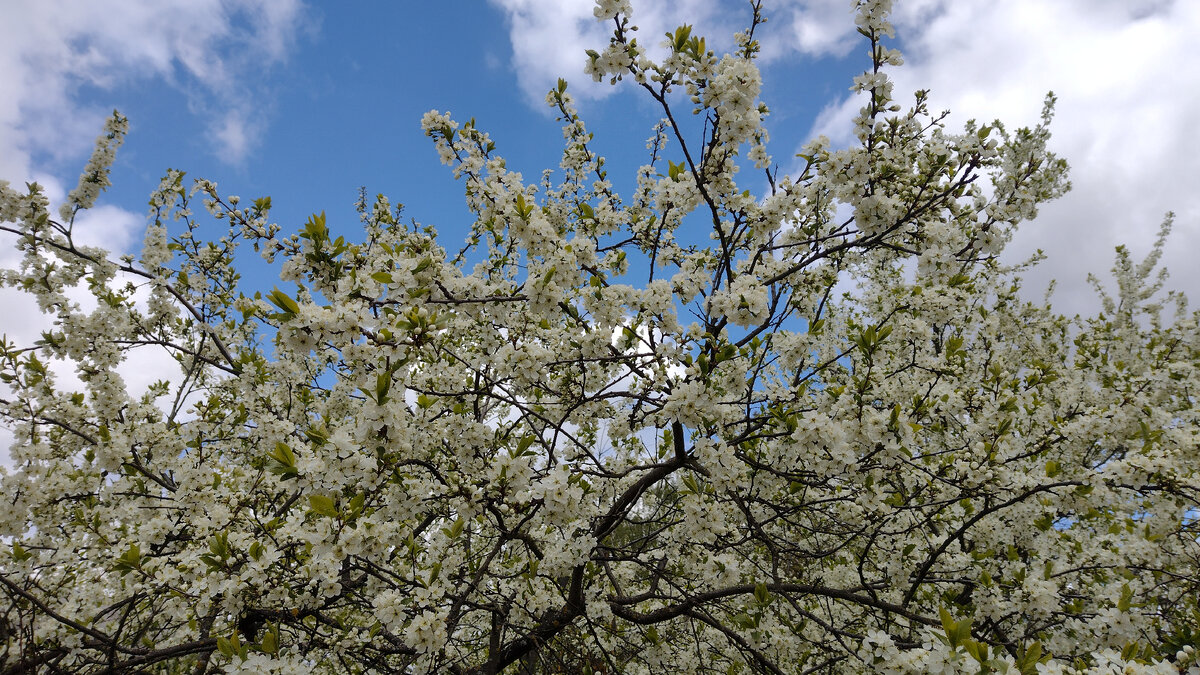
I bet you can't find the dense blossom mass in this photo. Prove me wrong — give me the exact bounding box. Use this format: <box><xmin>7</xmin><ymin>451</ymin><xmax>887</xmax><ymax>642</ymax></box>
<box><xmin>2</xmin><ymin>0</ymin><xmax>1198</xmax><ymax>673</ymax></box>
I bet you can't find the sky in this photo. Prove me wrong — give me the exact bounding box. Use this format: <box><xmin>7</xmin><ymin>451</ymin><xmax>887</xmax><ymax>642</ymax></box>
<box><xmin>1</xmin><ymin>0</ymin><xmax>1199</xmax><ymax>441</ymax></box>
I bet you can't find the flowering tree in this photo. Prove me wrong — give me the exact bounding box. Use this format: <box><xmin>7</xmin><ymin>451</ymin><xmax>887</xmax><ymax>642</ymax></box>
<box><xmin>2</xmin><ymin>0</ymin><xmax>1198</xmax><ymax>673</ymax></box>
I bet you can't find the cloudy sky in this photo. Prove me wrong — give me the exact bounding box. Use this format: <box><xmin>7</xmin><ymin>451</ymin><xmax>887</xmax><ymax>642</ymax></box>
<box><xmin>1</xmin><ymin>0</ymin><xmax>1197</xmax><ymax>393</ymax></box>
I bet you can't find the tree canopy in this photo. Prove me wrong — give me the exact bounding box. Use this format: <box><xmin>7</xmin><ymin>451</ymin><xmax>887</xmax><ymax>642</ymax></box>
<box><xmin>1</xmin><ymin>1</ymin><xmax>1198</xmax><ymax>673</ymax></box>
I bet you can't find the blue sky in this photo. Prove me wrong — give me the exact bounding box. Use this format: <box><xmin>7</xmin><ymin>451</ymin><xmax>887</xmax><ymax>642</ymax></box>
<box><xmin>2</xmin><ymin>0</ymin><xmax>1200</xmax><ymax>342</ymax></box>
<box><xmin>5</xmin><ymin>1</ymin><xmax>862</xmax><ymax>256</ymax></box>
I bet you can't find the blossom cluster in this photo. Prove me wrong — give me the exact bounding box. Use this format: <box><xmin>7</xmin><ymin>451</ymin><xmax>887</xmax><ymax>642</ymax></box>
<box><xmin>0</xmin><ymin>0</ymin><xmax>1197</xmax><ymax>672</ymax></box>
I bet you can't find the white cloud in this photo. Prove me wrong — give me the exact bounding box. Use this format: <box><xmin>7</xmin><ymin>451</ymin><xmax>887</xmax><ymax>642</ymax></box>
<box><xmin>0</xmin><ymin>0</ymin><xmax>310</xmax><ymax>178</ymax></box>
<box><xmin>763</xmin><ymin>0</ymin><xmax>857</xmax><ymax>60</ymax></box>
<box><xmin>487</xmin><ymin>0</ymin><xmax>607</xmax><ymax>105</ymax></box>
<box><xmin>806</xmin><ymin>0</ymin><xmax>1200</xmax><ymax>314</ymax></box>
<box><xmin>212</xmin><ymin>109</ymin><xmax>258</xmax><ymax>165</ymax></box>
<box><xmin>486</xmin><ymin>0</ymin><xmax>747</xmax><ymax>107</ymax></box>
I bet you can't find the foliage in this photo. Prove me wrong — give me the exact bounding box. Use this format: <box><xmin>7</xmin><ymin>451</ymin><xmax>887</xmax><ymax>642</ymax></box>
<box><xmin>2</xmin><ymin>1</ymin><xmax>1198</xmax><ymax>673</ymax></box>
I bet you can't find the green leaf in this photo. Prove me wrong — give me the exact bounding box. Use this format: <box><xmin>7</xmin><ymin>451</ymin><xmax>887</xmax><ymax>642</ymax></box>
<box><xmin>267</xmin><ymin>442</ymin><xmax>298</xmax><ymax>478</ymax></box>
<box><xmin>945</xmin><ymin>335</ymin><xmax>964</xmax><ymax>358</ymax></box>
<box><xmin>305</xmin><ymin>425</ymin><xmax>329</xmax><ymax>446</ymax></box>
<box><xmin>443</xmin><ymin>517</ymin><xmax>465</xmax><ymax>540</ymax></box>
<box><xmin>230</xmin><ymin>632</ymin><xmax>244</xmax><ymax>659</ymax></box>
<box><xmin>514</xmin><ymin>435</ymin><xmax>537</xmax><ymax>457</ymax></box>
<box><xmin>964</xmin><ymin>639</ymin><xmax>988</xmax><ymax>663</ymax></box>
<box><xmin>261</xmin><ymin>629</ymin><xmax>278</xmax><ymax>655</ymax></box>
<box><xmin>1020</xmin><ymin>641</ymin><xmax>1043</xmax><ymax>671</ymax></box>
<box><xmin>953</xmin><ymin>618</ymin><xmax>973</xmax><ymax>648</ymax></box>
<box><xmin>996</xmin><ymin>417</ymin><xmax>1013</xmax><ymax>437</ymax></box>
<box><xmin>1117</xmin><ymin>583</ymin><xmax>1133</xmax><ymax>612</ymax></box>
<box><xmin>308</xmin><ymin>494</ymin><xmax>339</xmax><ymax>519</ymax></box>
<box><xmin>208</xmin><ymin>532</ymin><xmax>229</xmax><ymax>559</ymax></box>
<box><xmin>267</xmin><ymin>288</ymin><xmax>301</xmax><ymax>317</ymax></box>
<box><xmin>754</xmin><ymin>583</ymin><xmax>771</xmax><ymax>607</ymax></box>
<box><xmin>375</xmin><ymin>371</ymin><xmax>392</xmax><ymax>403</ymax></box>
<box><xmin>349</xmin><ymin>492</ymin><xmax>366</xmax><ymax>516</ymax></box>
<box><xmin>115</xmin><ymin>543</ymin><xmax>142</xmax><ymax>575</ymax></box>
<box><xmin>732</xmin><ymin>612</ymin><xmax>757</xmax><ymax>629</ymax></box>
<box><xmin>669</xmin><ymin>25</ymin><xmax>692</xmax><ymax>53</ymax></box>
<box><xmin>217</xmin><ymin>636</ymin><xmax>234</xmax><ymax>658</ymax></box>
<box><xmin>939</xmin><ymin>607</ymin><xmax>956</xmax><ymax>638</ymax></box>
<box><xmin>515</xmin><ymin>193</ymin><xmax>532</xmax><ymax>220</ymax></box>
<box><xmin>11</xmin><ymin>542</ymin><xmax>31</xmax><ymax>562</ymax></box>
<box><xmin>301</xmin><ymin>211</ymin><xmax>328</xmax><ymax>241</ymax></box>
<box><xmin>667</xmin><ymin>159</ymin><xmax>684</xmax><ymax>181</ymax></box>
<box><xmin>371</xmin><ymin>271</ymin><xmax>393</xmax><ymax>284</ymax></box>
